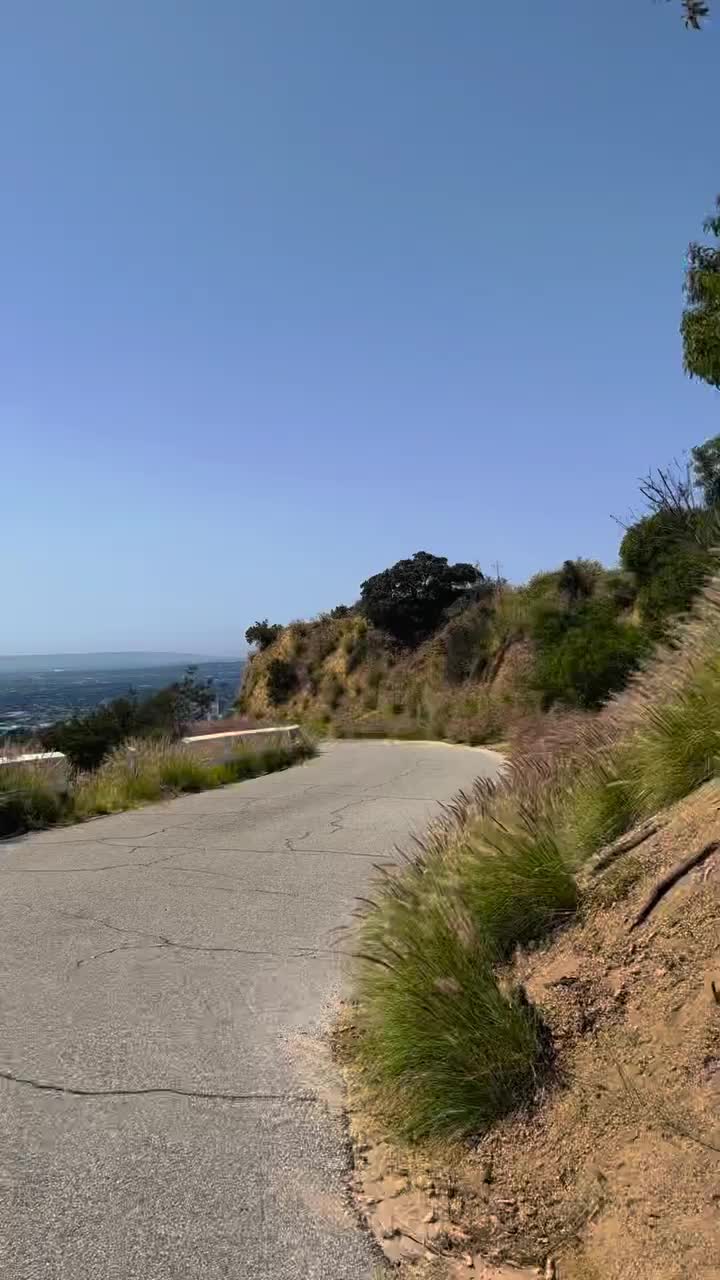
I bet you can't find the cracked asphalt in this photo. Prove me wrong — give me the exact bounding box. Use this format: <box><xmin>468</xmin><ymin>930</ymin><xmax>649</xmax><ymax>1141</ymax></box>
<box><xmin>0</xmin><ymin>739</ymin><xmax>499</xmax><ymax>1279</ymax></box>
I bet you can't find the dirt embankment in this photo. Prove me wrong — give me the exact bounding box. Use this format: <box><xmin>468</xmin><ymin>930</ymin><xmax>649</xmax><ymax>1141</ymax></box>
<box><xmin>341</xmin><ymin>784</ymin><xmax>720</xmax><ymax>1280</ymax></box>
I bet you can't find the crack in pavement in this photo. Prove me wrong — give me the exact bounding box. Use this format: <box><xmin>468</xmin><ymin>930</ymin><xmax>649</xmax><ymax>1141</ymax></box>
<box><xmin>0</xmin><ymin>1068</ymin><xmax>317</xmax><ymax>1104</ymax></box>
<box><xmin>151</xmin><ymin>864</ymin><xmax>295</xmax><ymax>895</ymax></box>
<box><xmin>0</xmin><ymin>847</ymin><xmax>184</xmax><ymax>876</ymax></box>
<box><xmin>66</xmin><ymin>913</ymin><xmax>334</xmax><ymax>969</ymax></box>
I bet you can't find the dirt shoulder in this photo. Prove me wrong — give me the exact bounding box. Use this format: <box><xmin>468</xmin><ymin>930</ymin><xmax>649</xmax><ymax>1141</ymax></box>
<box><xmin>341</xmin><ymin>783</ymin><xmax>720</xmax><ymax>1279</ymax></box>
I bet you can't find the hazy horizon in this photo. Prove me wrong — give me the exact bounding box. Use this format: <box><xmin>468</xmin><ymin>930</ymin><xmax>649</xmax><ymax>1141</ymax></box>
<box><xmin>0</xmin><ymin>651</ymin><xmax>243</xmax><ymax>675</ymax></box>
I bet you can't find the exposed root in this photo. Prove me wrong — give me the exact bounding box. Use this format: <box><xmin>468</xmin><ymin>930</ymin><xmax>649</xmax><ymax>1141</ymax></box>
<box><xmin>628</xmin><ymin>840</ymin><xmax>719</xmax><ymax>931</ymax></box>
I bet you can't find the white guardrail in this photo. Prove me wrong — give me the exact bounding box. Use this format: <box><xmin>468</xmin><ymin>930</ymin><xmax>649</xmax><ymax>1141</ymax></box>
<box><xmin>0</xmin><ymin>726</ymin><xmax>303</xmax><ymax>789</ymax></box>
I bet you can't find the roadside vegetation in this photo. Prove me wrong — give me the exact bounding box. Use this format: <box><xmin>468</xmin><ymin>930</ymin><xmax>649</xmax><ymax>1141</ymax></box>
<box><xmin>0</xmin><ymin>736</ymin><xmax>315</xmax><ymax>838</ymax></box>
<box><xmin>40</xmin><ymin>666</ymin><xmax>217</xmax><ymax>769</ymax></box>
<box><xmin>351</xmin><ymin>575</ymin><xmax>720</xmax><ymax>1141</ymax></box>
<box><xmin>344</xmin><ymin>186</ymin><xmax>720</xmax><ymax>1143</ymax></box>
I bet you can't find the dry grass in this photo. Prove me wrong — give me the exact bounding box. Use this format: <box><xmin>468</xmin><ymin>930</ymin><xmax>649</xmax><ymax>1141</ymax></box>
<box><xmin>0</xmin><ymin>736</ymin><xmax>315</xmax><ymax>834</ymax></box>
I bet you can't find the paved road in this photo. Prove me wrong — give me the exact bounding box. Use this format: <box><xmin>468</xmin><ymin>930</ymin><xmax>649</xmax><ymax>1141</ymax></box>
<box><xmin>0</xmin><ymin>740</ymin><xmax>499</xmax><ymax>1280</ymax></box>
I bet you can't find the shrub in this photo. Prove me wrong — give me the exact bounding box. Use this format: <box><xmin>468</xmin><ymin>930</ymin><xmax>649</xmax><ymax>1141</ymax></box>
<box><xmin>42</xmin><ymin>670</ymin><xmax>214</xmax><ymax>769</ymax></box>
<box><xmin>322</xmin><ymin>672</ymin><xmax>344</xmax><ymax>710</ymax></box>
<box><xmin>620</xmin><ymin>508</ymin><xmax>713</xmax><ymax>634</ymax></box>
<box><xmin>266</xmin><ymin>658</ymin><xmax>298</xmax><ymax>705</ymax></box>
<box><xmin>443</xmin><ymin>608</ymin><xmax>492</xmax><ymax>684</ymax></box>
<box><xmin>530</xmin><ymin>599</ymin><xmax>650</xmax><ymax>710</ymax></box>
<box><xmin>0</xmin><ymin>765</ymin><xmax>67</xmax><ymax>836</ymax></box>
<box><xmin>245</xmin><ymin>619</ymin><xmax>283</xmax><ymax>651</ymax></box>
<box><xmin>344</xmin><ymin>627</ymin><xmax>368</xmax><ymax>674</ymax></box>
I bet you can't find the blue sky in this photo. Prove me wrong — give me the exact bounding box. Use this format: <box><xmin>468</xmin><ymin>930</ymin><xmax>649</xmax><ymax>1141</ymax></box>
<box><xmin>3</xmin><ymin>0</ymin><xmax>718</xmax><ymax>655</ymax></box>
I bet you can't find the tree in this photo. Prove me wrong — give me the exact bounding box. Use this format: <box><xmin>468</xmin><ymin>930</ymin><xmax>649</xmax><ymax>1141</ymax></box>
<box><xmin>360</xmin><ymin>552</ymin><xmax>482</xmax><ymax>646</ymax></box>
<box><xmin>245</xmin><ymin>619</ymin><xmax>283</xmax><ymax>651</ymax></box>
<box><xmin>692</xmin><ymin>434</ymin><xmax>720</xmax><ymax>506</ymax></box>
<box><xmin>42</xmin><ymin>668</ymin><xmax>214</xmax><ymax>770</ymax></box>
<box><xmin>557</xmin><ymin>559</ymin><xmax>597</xmax><ymax>605</ymax></box>
<box><xmin>620</xmin><ymin>507</ymin><xmax>712</xmax><ymax>634</ymax></box>
<box><xmin>681</xmin><ymin>196</ymin><xmax>720</xmax><ymax>388</ymax></box>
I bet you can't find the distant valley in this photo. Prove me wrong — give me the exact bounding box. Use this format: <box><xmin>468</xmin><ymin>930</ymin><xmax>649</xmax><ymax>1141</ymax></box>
<box><xmin>0</xmin><ymin>656</ymin><xmax>244</xmax><ymax>735</ymax></box>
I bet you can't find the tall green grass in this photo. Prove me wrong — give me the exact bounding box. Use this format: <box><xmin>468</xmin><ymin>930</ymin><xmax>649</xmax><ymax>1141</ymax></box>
<box><xmin>355</xmin><ymin>808</ymin><xmax>574</xmax><ymax>1139</ymax></box>
<box><xmin>357</xmin><ymin>875</ymin><xmax>551</xmax><ymax>1140</ymax></box>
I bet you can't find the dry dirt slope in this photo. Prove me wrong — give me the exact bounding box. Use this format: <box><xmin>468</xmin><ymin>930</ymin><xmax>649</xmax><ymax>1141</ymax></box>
<box><xmin>342</xmin><ymin>783</ymin><xmax>720</xmax><ymax>1280</ymax></box>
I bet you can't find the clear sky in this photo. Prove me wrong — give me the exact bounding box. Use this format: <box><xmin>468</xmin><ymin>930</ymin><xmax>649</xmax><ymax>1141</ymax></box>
<box><xmin>3</xmin><ymin>1</ymin><xmax>718</xmax><ymax>655</ymax></box>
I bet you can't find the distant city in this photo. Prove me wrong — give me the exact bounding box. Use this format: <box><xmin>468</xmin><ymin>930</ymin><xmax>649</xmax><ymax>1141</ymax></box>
<box><xmin>0</xmin><ymin>654</ymin><xmax>245</xmax><ymax>736</ymax></box>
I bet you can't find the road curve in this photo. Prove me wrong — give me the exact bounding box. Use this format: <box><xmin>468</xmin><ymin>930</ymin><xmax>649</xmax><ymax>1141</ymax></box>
<box><xmin>0</xmin><ymin>740</ymin><xmax>500</xmax><ymax>1279</ymax></box>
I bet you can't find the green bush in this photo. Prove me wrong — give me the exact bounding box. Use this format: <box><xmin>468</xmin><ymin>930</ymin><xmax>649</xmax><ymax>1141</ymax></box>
<box><xmin>531</xmin><ymin>599</ymin><xmax>650</xmax><ymax>710</ymax></box>
<box><xmin>266</xmin><ymin>658</ymin><xmax>298</xmax><ymax>705</ymax></box>
<box><xmin>620</xmin><ymin>508</ymin><xmax>713</xmax><ymax>635</ymax></box>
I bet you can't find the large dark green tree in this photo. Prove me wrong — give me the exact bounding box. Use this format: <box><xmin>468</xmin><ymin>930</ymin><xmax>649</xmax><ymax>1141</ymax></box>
<box><xmin>682</xmin><ymin>196</ymin><xmax>720</xmax><ymax>389</ymax></box>
<box><xmin>360</xmin><ymin>552</ymin><xmax>481</xmax><ymax>646</ymax></box>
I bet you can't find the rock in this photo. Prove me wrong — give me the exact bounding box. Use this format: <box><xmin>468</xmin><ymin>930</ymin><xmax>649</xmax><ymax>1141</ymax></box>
<box><xmin>423</xmin><ymin>1209</ymin><xmax>437</xmax><ymax>1224</ymax></box>
<box><xmin>382</xmin><ymin>1226</ymin><xmax>400</xmax><ymax>1239</ymax></box>
<box><xmin>462</xmin><ymin>1254</ymin><xmax>474</xmax><ymax>1268</ymax></box>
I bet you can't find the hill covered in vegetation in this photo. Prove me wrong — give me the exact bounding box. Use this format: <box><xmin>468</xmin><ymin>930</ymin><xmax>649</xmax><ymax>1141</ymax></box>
<box><xmin>238</xmin><ymin>437</ymin><xmax>720</xmax><ymax>743</ymax></box>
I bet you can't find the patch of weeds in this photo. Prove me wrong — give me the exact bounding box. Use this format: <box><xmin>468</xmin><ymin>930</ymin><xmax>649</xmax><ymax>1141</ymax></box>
<box><xmin>0</xmin><ymin>766</ymin><xmax>69</xmax><ymax>836</ymax></box>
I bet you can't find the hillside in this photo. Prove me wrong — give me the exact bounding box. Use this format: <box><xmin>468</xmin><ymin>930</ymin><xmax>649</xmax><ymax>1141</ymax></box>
<box><xmin>334</xmin><ymin>573</ymin><xmax>720</xmax><ymax>1278</ymax></box>
<box><xmin>238</xmin><ymin>594</ymin><xmax>534</xmax><ymax>742</ymax></box>
<box><xmin>239</xmin><ymin>439</ymin><xmax>720</xmax><ymax>743</ymax></box>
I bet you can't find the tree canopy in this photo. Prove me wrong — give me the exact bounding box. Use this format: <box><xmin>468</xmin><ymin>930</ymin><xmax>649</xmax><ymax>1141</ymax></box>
<box><xmin>245</xmin><ymin>619</ymin><xmax>283</xmax><ymax>651</ymax></box>
<box><xmin>682</xmin><ymin>196</ymin><xmax>720</xmax><ymax>389</ymax></box>
<box><xmin>692</xmin><ymin>434</ymin><xmax>720</xmax><ymax>506</ymax></box>
<box><xmin>360</xmin><ymin>551</ymin><xmax>482</xmax><ymax>646</ymax></box>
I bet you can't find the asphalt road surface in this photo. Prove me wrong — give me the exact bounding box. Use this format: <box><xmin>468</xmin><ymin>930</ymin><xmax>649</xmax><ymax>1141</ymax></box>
<box><xmin>0</xmin><ymin>740</ymin><xmax>500</xmax><ymax>1280</ymax></box>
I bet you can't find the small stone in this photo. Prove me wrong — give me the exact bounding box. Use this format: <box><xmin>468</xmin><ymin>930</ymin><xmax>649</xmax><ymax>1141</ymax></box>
<box><xmin>423</xmin><ymin>1209</ymin><xmax>437</xmax><ymax>1224</ymax></box>
<box><xmin>462</xmin><ymin>1254</ymin><xmax>474</xmax><ymax>1268</ymax></box>
<box><xmin>655</xmin><ymin>966</ymin><xmax>667</xmax><ymax>978</ymax></box>
<box><xmin>382</xmin><ymin>1226</ymin><xmax>399</xmax><ymax>1239</ymax></box>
